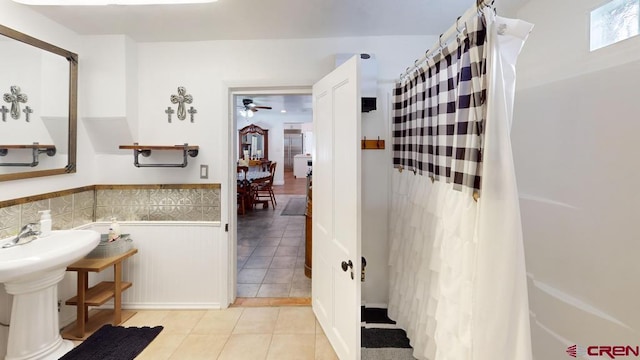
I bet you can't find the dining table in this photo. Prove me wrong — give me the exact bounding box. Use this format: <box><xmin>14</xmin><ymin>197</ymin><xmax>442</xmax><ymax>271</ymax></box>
<box><xmin>237</xmin><ymin>171</ymin><xmax>271</xmax><ymax>213</ymax></box>
<box><xmin>238</xmin><ymin>171</ymin><xmax>271</xmax><ymax>182</ymax></box>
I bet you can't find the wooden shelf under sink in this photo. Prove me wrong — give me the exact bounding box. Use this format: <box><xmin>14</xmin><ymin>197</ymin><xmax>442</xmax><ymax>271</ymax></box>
<box><xmin>65</xmin><ymin>281</ymin><xmax>132</xmax><ymax>307</ymax></box>
<box><xmin>62</xmin><ymin>248</ymin><xmax>138</xmax><ymax>340</ymax></box>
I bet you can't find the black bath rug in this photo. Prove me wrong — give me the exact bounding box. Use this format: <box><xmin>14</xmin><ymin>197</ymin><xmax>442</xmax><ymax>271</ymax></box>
<box><xmin>361</xmin><ymin>306</ymin><xmax>417</xmax><ymax>360</ymax></box>
<box><xmin>59</xmin><ymin>324</ymin><xmax>163</xmax><ymax>360</ymax></box>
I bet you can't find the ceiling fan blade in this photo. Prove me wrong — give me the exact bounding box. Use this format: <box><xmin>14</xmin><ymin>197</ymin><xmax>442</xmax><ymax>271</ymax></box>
<box><xmin>254</xmin><ymin>106</ymin><xmax>272</xmax><ymax>110</ymax></box>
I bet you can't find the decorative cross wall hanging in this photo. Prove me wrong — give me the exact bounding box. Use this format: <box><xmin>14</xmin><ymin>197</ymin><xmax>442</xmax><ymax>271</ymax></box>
<box><xmin>188</xmin><ymin>106</ymin><xmax>197</xmax><ymax>123</ymax></box>
<box><xmin>165</xmin><ymin>106</ymin><xmax>175</xmax><ymax>123</ymax></box>
<box><xmin>0</xmin><ymin>106</ymin><xmax>7</xmax><ymax>122</ymax></box>
<box><xmin>3</xmin><ymin>86</ymin><xmax>28</xmax><ymax>120</ymax></box>
<box><xmin>22</xmin><ymin>106</ymin><xmax>33</xmax><ymax>122</ymax></box>
<box><xmin>170</xmin><ymin>87</ymin><xmax>193</xmax><ymax>121</ymax></box>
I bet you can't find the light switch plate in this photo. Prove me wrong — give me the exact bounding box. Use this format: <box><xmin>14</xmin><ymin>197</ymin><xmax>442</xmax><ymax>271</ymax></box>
<box><xmin>200</xmin><ymin>165</ymin><xmax>208</xmax><ymax>179</ymax></box>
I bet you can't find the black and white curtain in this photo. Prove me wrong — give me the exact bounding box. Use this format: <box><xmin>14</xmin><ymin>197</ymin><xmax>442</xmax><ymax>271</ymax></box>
<box><xmin>388</xmin><ymin>7</ymin><xmax>534</xmax><ymax>360</ymax></box>
<box><xmin>392</xmin><ymin>14</ymin><xmax>487</xmax><ymax>195</ymax></box>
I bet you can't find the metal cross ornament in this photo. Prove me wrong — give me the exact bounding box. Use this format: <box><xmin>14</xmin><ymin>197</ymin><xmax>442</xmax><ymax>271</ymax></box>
<box><xmin>0</xmin><ymin>106</ymin><xmax>7</xmax><ymax>122</ymax></box>
<box><xmin>165</xmin><ymin>106</ymin><xmax>175</xmax><ymax>123</ymax></box>
<box><xmin>22</xmin><ymin>106</ymin><xmax>33</xmax><ymax>122</ymax></box>
<box><xmin>3</xmin><ymin>86</ymin><xmax>28</xmax><ymax>120</ymax></box>
<box><xmin>188</xmin><ymin>106</ymin><xmax>197</xmax><ymax>123</ymax></box>
<box><xmin>169</xmin><ymin>87</ymin><xmax>193</xmax><ymax>121</ymax></box>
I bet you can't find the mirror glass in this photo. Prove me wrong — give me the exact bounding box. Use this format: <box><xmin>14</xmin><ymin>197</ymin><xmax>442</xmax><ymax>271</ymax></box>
<box><xmin>239</xmin><ymin>124</ymin><xmax>269</xmax><ymax>160</ymax></box>
<box><xmin>0</xmin><ymin>25</ymin><xmax>77</xmax><ymax>182</ymax></box>
<box><xmin>240</xmin><ymin>134</ymin><xmax>264</xmax><ymax>159</ymax></box>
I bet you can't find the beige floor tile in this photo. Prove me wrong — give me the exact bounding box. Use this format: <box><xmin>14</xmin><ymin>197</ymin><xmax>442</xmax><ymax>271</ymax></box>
<box><xmin>266</xmin><ymin>333</ymin><xmax>315</xmax><ymax>360</ymax></box>
<box><xmin>315</xmin><ymin>333</ymin><xmax>339</xmax><ymax>360</ymax></box>
<box><xmin>161</xmin><ymin>310</ymin><xmax>206</xmax><ymax>334</ymax></box>
<box><xmin>217</xmin><ymin>333</ymin><xmax>272</xmax><ymax>360</ymax></box>
<box><xmin>315</xmin><ymin>319</ymin><xmax>326</xmax><ymax>335</ymax></box>
<box><xmin>123</xmin><ymin>310</ymin><xmax>169</xmax><ymax>328</ymax></box>
<box><xmin>274</xmin><ymin>306</ymin><xmax>316</xmax><ymax>334</ymax></box>
<box><xmin>168</xmin><ymin>334</ymin><xmax>229</xmax><ymax>360</ymax></box>
<box><xmin>192</xmin><ymin>308</ymin><xmax>243</xmax><ymax>335</ymax></box>
<box><xmin>134</xmin><ymin>332</ymin><xmax>186</xmax><ymax>360</ymax></box>
<box><xmin>233</xmin><ymin>307</ymin><xmax>280</xmax><ymax>334</ymax></box>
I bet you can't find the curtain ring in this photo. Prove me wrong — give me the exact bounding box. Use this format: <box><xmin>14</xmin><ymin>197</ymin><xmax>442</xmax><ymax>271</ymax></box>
<box><xmin>477</xmin><ymin>0</ymin><xmax>484</xmax><ymax>15</ymax></box>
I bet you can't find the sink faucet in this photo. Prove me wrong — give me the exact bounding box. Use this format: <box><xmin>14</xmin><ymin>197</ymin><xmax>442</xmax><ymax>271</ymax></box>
<box><xmin>2</xmin><ymin>223</ymin><xmax>41</xmax><ymax>248</ymax></box>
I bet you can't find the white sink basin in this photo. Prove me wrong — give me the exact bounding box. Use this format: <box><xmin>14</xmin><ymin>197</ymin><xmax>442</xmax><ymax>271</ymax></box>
<box><xmin>0</xmin><ymin>230</ymin><xmax>100</xmax><ymax>283</ymax></box>
<box><xmin>0</xmin><ymin>229</ymin><xmax>99</xmax><ymax>360</ymax></box>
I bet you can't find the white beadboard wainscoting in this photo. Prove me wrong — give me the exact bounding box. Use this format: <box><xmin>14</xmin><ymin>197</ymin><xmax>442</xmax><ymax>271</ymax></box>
<box><xmin>58</xmin><ymin>221</ymin><xmax>226</xmax><ymax>327</ymax></box>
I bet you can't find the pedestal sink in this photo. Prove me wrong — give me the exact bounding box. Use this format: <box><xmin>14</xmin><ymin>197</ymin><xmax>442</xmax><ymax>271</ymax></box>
<box><xmin>0</xmin><ymin>230</ymin><xmax>99</xmax><ymax>360</ymax></box>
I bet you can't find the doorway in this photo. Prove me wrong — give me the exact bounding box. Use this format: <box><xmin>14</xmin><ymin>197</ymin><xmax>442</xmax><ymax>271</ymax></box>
<box><xmin>230</xmin><ymin>88</ymin><xmax>313</xmax><ymax>303</ymax></box>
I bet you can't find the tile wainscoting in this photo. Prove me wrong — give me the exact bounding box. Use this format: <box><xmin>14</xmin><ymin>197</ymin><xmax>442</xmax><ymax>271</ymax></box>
<box><xmin>0</xmin><ymin>184</ymin><xmax>221</xmax><ymax>238</ymax></box>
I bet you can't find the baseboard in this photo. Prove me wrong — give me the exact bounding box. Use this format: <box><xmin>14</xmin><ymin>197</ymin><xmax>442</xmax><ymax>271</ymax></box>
<box><xmin>59</xmin><ymin>302</ymin><xmax>222</xmax><ymax>330</ymax></box>
<box><xmin>362</xmin><ymin>302</ymin><xmax>388</xmax><ymax>309</ymax></box>
<box><xmin>121</xmin><ymin>302</ymin><xmax>222</xmax><ymax>310</ymax></box>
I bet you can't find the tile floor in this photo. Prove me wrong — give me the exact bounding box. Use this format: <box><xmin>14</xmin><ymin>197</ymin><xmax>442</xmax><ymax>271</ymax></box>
<box><xmin>237</xmin><ymin>194</ymin><xmax>311</xmax><ymax>298</ymax></box>
<box><xmin>121</xmin><ymin>306</ymin><xmax>338</xmax><ymax>360</ymax></box>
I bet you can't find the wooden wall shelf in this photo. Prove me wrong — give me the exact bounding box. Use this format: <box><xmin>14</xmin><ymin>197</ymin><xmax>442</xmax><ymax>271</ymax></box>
<box><xmin>361</xmin><ymin>139</ymin><xmax>385</xmax><ymax>150</ymax></box>
<box><xmin>119</xmin><ymin>143</ymin><xmax>199</xmax><ymax>168</ymax></box>
<box><xmin>0</xmin><ymin>143</ymin><xmax>56</xmax><ymax>167</ymax></box>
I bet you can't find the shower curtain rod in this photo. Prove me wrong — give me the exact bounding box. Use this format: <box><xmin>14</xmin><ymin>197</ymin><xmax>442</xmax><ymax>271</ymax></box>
<box><xmin>399</xmin><ymin>0</ymin><xmax>493</xmax><ymax>80</ymax></box>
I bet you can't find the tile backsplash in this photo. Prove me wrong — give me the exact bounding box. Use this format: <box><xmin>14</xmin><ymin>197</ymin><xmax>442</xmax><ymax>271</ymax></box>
<box><xmin>95</xmin><ymin>188</ymin><xmax>221</xmax><ymax>221</ymax></box>
<box><xmin>0</xmin><ymin>185</ymin><xmax>221</xmax><ymax>239</ymax></box>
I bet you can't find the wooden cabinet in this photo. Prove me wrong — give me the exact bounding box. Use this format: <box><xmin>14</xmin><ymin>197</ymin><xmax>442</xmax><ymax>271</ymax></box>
<box><xmin>239</xmin><ymin>124</ymin><xmax>268</xmax><ymax>160</ymax></box>
<box><xmin>305</xmin><ymin>181</ymin><xmax>312</xmax><ymax>278</ymax></box>
<box><xmin>62</xmin><ymin>248</ymin><xmax>137</xmax><ymax>340</ymax></box>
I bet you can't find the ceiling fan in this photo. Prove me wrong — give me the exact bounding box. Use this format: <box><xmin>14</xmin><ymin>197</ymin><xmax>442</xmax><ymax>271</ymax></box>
<box><xmin>238</xmin><ymin>98</ymin><xmax>272</xmax><ymax>118</ymax></box>
<box><xmin>242</xmin><ymin>98</ymin><xmax>272</xmax><ymax>112</ymax></box>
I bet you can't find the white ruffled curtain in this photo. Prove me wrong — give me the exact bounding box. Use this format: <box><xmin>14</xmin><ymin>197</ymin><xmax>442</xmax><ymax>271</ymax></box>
<box><xmin>388</xmin><ymin>9</ymin><xmax>534</xmax><ymax>360</ymax></box>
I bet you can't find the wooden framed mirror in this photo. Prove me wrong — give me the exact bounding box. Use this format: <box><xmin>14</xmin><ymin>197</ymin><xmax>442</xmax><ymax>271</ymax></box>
<box><xmin>239</xmin><ymin>124</ymin><xmax>268</xmax><ymax>160</ymax></box>
<box><xmin>0</xmin><ymin>24</ymin><xmax>78</xmax><ymax>182</ymax></box>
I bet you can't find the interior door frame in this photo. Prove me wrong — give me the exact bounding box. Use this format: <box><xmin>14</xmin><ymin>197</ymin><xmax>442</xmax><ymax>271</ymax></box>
<box><xmin>224</xmin><ymin>84</ymin><xmax>312</xmax><ymax>306</ymax></box>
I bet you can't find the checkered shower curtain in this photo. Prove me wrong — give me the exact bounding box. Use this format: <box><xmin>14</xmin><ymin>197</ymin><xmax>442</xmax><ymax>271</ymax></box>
<box><xmin>389</xmin><ymin>9</ymin><xmax>534</xmax><ymax>360</ymax></box>
<box><xmin>392</xmin><ymin>14</ymin><xmax>487</xmax><ymax>194</ymax></box>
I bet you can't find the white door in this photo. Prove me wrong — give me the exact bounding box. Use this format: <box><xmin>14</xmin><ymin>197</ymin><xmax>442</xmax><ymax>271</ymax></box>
<box><xmin>312</xmin><ymin>55</ymin><xmax>361</xmax><ymax>359</ymax></box>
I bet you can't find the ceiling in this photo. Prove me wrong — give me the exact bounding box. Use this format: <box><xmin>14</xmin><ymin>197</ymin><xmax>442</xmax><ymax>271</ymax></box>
<box><xmin>235</xmin><ymin>94</ymin><xmax>312</xmax><ymax>121</ymax></box>
<box><xmin>13</xmin><ymin>0</ymin><xmax>527</xmax><ymax>116</ymax></box>
<box><xmin>13</xmin><ymin>0</ymin><xmax>526</xmax><ymax>42</ymax></box>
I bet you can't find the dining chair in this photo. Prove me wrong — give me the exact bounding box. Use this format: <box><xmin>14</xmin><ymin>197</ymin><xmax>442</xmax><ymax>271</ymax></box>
<box><xmin>237</xmin><ymin>166</ymin><xmax>250</xmax><ymax>214</ymax></box>
<box><xmin>253</xmin><ymin>162</ymin><xmax>277</xmax><ymax>208</ymax></box>
<box><xmin>260</xmin><ymin>160</ymin><xmax>272</xmax><ymax>172</ymax></box>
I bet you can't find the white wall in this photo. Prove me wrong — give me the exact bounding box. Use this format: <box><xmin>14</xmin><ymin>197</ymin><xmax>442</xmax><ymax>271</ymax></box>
<box><xmin>0</xmin><ymin>0</ymin><xmax>436</xmax><ymax>306</ymax></box>
<box><xmin>0</xmin><ymin>1</ymin><xmax>96</xmax><ymax>199</ymax></box>
<box><xmin>130</xmin><ymin>36</ymin><xmax>433</xmax><ymax>305</ymax></box>
<box><xmin>514</xmin><ymin>1</ymin><xmax>640</xmax><ymax>358</ymax></box>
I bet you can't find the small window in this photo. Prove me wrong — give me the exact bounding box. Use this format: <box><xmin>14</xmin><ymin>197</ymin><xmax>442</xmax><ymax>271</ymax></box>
<box><xmin>590</xmin><ymin>0</ymin><xmax>640</xmax><ymax>51</ymax></box>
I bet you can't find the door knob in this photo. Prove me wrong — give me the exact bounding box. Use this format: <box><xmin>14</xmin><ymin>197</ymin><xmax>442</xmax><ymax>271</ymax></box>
<box><xmin>341</xmin><ymin>260</ymin><xmax>354</xmax><ymax>279</ymax></box>
<box><xmin>361</xmin><ymin>256</ymin><xmax>367</xmax><ymax>282</ymax></box>
<box><xmin>341</xmin><ymin>260</ymin><xmax>353</xmax><ymax>272</ymax></box>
